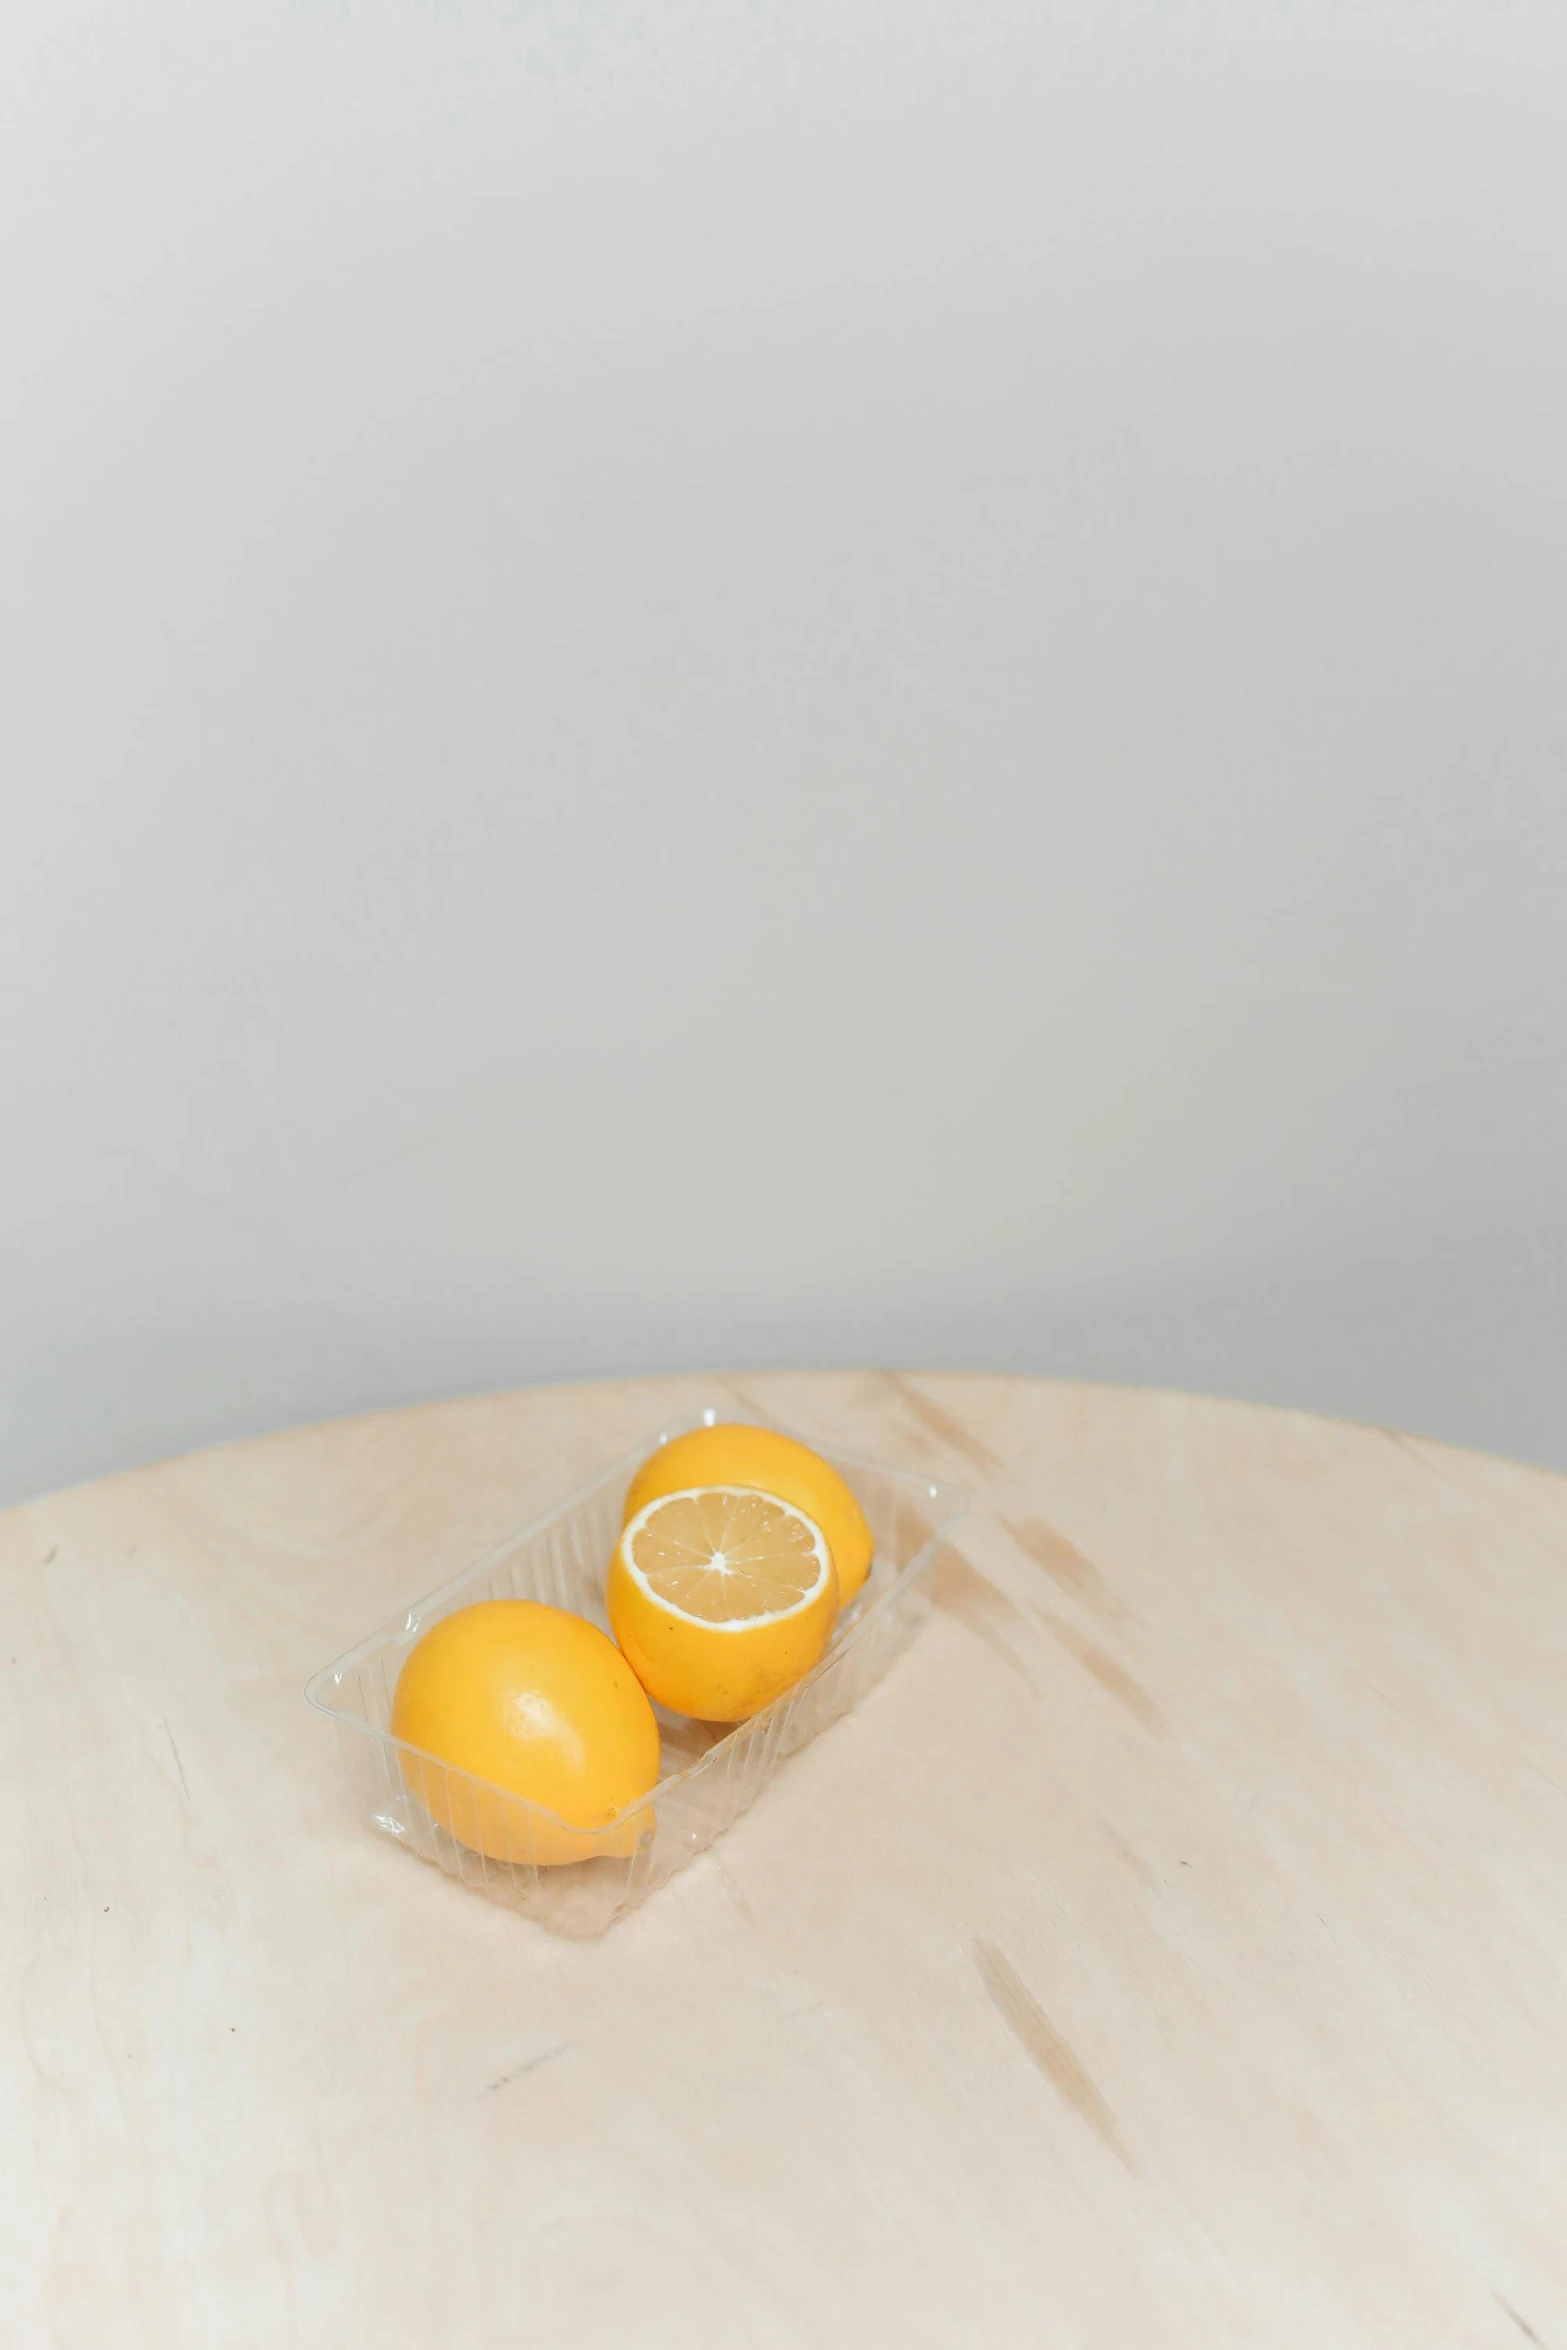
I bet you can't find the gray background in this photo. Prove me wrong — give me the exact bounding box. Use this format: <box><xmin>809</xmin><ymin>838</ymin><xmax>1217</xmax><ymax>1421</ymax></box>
<box><xmin>4</xmin><ymin>0</ymin><xmax>1564</xmax><ymax>1507</ymax></box>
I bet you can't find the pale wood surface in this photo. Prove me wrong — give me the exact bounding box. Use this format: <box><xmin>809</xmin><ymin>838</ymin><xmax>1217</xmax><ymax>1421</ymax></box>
<box><xmin>5</xmin><ymin>1373</ymin><xmax>1567</xmax><ymax>2349</ymax></box>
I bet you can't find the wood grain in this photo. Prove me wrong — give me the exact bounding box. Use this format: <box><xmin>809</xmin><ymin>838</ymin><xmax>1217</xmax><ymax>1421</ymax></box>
<box><xmin>4</xmin><ymin>1373</ymin><xmax>1567</xmax><ymax>2348</ymax></box>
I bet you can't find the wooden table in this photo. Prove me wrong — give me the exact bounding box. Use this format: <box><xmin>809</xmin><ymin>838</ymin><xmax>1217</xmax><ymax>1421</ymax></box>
<box><xmin>6</xmin><ymin>1374</ymin><xmax>1567</xmax><ymax>2348</ymax></box>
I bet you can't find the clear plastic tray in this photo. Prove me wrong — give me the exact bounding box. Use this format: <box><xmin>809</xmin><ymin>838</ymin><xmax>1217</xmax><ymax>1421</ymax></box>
<box><xmin>305</xmin><ymin>1406</ymin><xmax>964</xmax><ymax>1938</ymax></box>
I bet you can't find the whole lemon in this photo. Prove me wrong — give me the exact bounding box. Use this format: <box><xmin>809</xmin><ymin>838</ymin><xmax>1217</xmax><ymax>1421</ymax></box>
<box><xmin>623</xmin><ymin>1425</ymin><xmax>874</xmax><ymax>1605</ymax></box>
<box><xmin>391</xmin><ymin>1599</ymin><xmax>661</xmax><ymax>1866</ymax></box>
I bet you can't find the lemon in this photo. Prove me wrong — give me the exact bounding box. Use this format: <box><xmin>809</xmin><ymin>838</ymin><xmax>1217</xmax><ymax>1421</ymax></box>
<box><xmin>391</xmin><ymin>1599</ymin><xmax>661</xmax><ymax>1866</ymax></box>
<box><xmin>608</xmin><ymin>1486</ymin><xmax>838</xmax><ymax>1722</ymax></box>
<box><xmin>623</xmin><ymin>1424</ymin><xmax>874</xmax><ymax>1605</ymax></box>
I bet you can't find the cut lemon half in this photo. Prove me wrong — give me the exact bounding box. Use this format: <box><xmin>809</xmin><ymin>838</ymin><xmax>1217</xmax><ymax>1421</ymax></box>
<box><xmin>607</xmin><ymin>1486</ymin><xmax>838</xmax><ymax>1722</ymax></box>
<box><xmin>623</xmin><ymin>1424</ymin><xmax>875</xmax><ymax>1605</ymax></box>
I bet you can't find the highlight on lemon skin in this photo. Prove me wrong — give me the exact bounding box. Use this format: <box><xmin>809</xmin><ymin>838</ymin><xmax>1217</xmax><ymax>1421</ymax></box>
<box><xmin>622</xmin><ymin>1424</ymin><xmax>874</xmax><ymax>1605</ymax></box>
<box><xmin>608</xmin><ymin>1484</ymin><xmax>838</xmax><ymax>1723</ymax></box>
<box><xmin>391</xmin><ymin>1599</ymin><xmax>661</xmax><ymax>1865</ymax></box>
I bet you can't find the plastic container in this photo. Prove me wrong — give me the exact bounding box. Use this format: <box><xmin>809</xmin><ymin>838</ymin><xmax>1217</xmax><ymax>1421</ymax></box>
<box><xmin>305</xmin><ymin>1406</ymin><xmax>964</xmax><ymax>1938</ymax></box>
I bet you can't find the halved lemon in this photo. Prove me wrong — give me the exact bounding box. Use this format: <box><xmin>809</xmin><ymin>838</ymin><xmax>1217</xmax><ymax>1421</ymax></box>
<box><xmin>622</xmin><ymin>1424</ymin><xmax>875</xmax><ymax>1605</ymax></box>
<box><xmin>608</xmin><ymin>1486</ymin><xmax>838</xmax><ymax>1722</ymax></box>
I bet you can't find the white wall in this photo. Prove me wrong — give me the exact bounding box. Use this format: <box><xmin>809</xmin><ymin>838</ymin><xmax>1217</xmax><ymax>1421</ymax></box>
<box><xmin>4</xmin><ymin>0</ymin><xmax>1565</xmax><ymax>1506</ymax></box>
